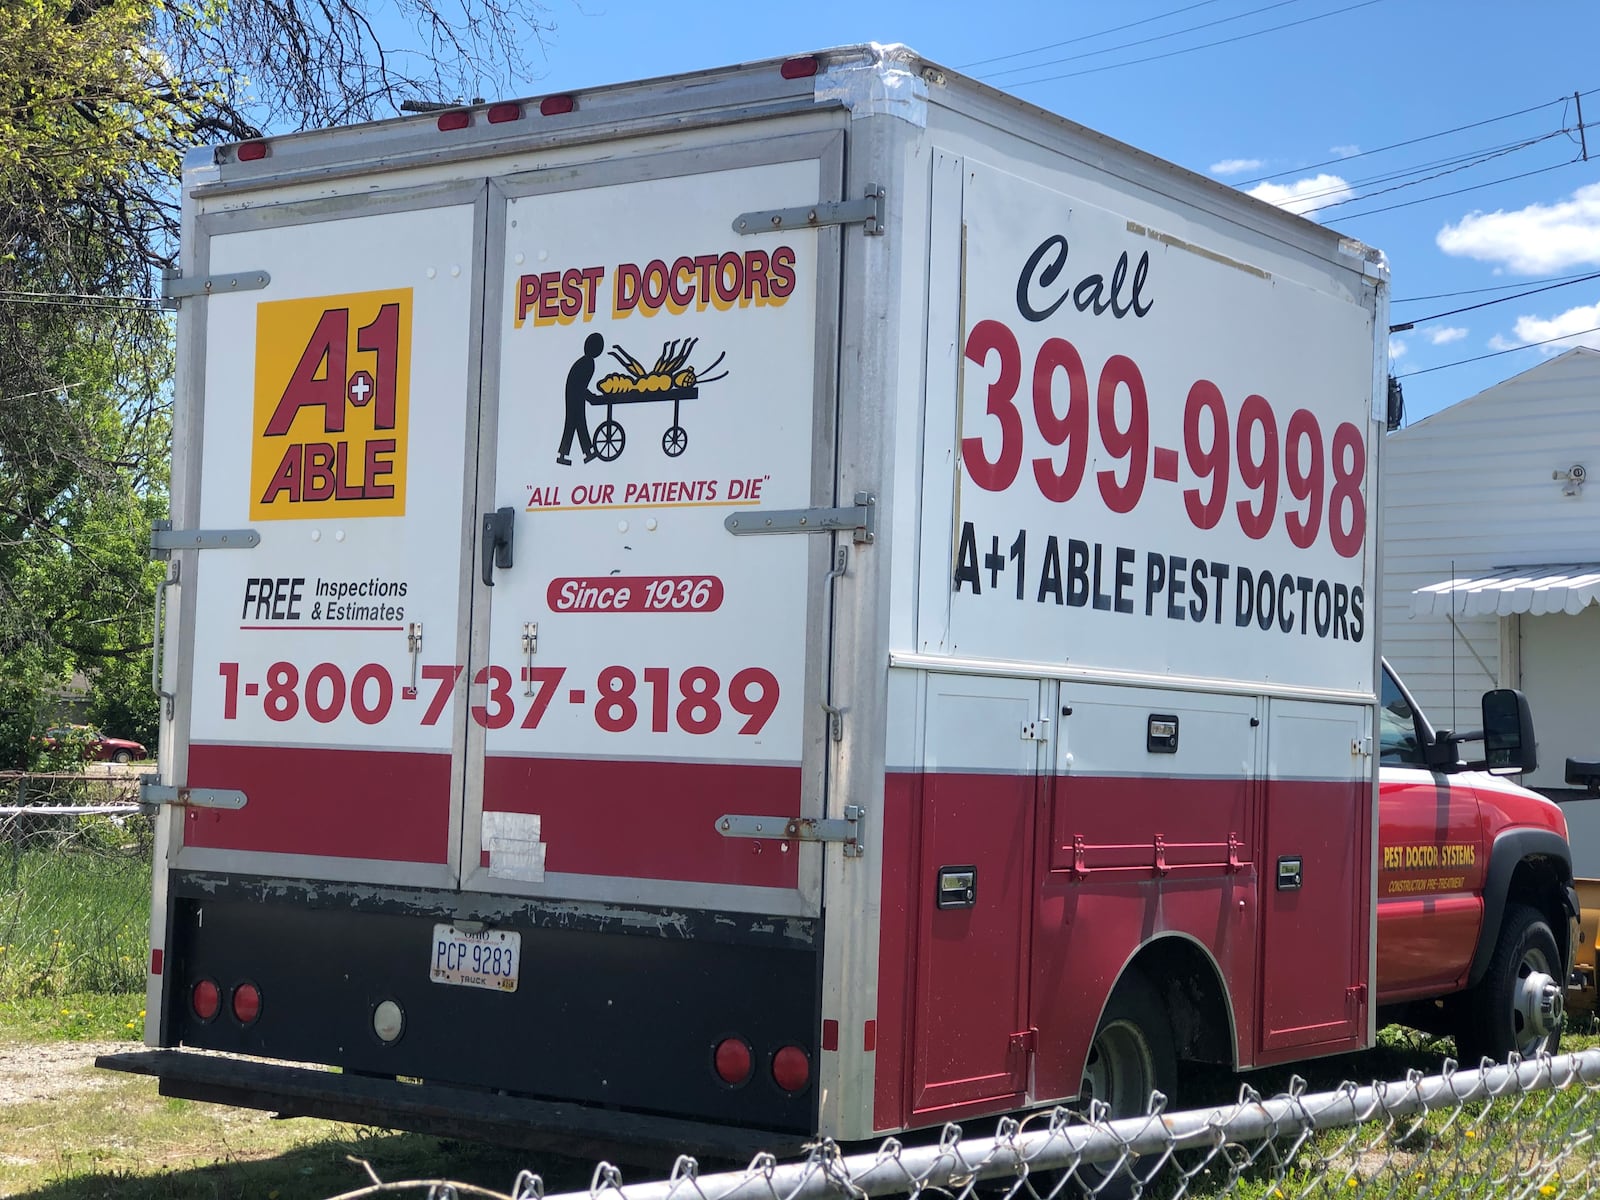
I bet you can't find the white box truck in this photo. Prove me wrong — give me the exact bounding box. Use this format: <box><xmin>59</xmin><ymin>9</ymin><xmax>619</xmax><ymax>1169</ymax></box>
<box><xmin>104</xmin><ymin>43</ymin><xmax>1575</xmax><ymax>1156</ymax></box>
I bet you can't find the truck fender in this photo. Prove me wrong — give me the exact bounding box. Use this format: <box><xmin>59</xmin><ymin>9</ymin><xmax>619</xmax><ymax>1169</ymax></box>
<box><xmin>1468</xmin><ymin>829</ymin><xmax>1576</xmax><ymax>989</ymax></box>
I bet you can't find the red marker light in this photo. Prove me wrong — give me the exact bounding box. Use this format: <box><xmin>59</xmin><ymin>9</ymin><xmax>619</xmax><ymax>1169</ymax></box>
<box><xmin>236</xmin><ymin>141</ymin><xmax>268</xmax><ymax>162</ymax></box>
<box><xmin>539</xmin><ymin>95</ymin><xmax>575</xmax><ymax>117</ymax></box>
<box><xmin>713</xmin><ymin>1037</ymin><xmax>753</xmax><ymax>1086</ymax></box>
<box><xmin>771</xmin><ymin>1045</ymin><xmax>810</xmax><ymax>1093</ymax></box>
<box><xmin>232</xmin><ymin>982</ymin><xmax>262</xmax><ymax>1025</ymax></box>
<box><xmin>780</xmin><ymin>56</ymin><xmax>819</xmax><ymax>80</ymax></box>
<box><xmin>191</xmin><ymin>979</ymin><xmax>221</xmax><ymax>1021</ymax></box>
<box><xmin>487</xmin><ymin>103</ymin><xmax>521</xmax><ymax>124</ymax></box>
<box><xmin>437</xmin><ymin>110</ymin><xmax>471</xmax><ymax>132</ymax></box>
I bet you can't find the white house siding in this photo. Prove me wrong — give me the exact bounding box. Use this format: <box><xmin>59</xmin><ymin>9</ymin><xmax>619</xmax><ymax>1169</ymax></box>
<box><xmin>1381</xmin><ymin>349</ymin><xmax>1600</xmax><ymax>738</ymax></box>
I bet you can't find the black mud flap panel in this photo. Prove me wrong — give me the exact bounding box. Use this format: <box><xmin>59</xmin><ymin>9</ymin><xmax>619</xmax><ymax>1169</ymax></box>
<box><xmin>97</xmin><ymin>1050</ymin><xmax>803</xmax><ymax>1165</ymax></box>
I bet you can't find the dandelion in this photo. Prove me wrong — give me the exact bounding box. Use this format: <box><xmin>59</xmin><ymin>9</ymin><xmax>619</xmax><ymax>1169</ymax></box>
<box><xmin>125</xmin><ymin>1021</ymin><xmax>136</xmax><ymax>1029</ymax></box>
<box><xmin>1541</xmin><ymin>1186</ymin><xmax>1556</xmax><ymax>1196</ymax></box>
<box><xmin>60</xmin><ymin>1009</ymin><xmax>70</xmax><ymax>1016</ymax></box>
<box><xmin>1347</xmin><ymin>1179</ymin><xmax>1360</xmax><ymax>1189</ymax></box>
<box><xmin>1465</xmin><ymin>1130</ymin><xmax>1477</xmax><ymax>1139</ymax></box>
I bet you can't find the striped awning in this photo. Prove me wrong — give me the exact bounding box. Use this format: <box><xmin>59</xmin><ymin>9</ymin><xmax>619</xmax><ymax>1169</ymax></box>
<box><xmin>1411</xmin><ymin>563</ymin><xmax>1600</xmax><ymax>617</ymax></box>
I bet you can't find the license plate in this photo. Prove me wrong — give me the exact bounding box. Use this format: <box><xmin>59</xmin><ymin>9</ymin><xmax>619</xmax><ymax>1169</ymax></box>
<box><xmin>429</xmin><ymin>924</ymin><xmax>520</xmax><ymax>992</ymax></box>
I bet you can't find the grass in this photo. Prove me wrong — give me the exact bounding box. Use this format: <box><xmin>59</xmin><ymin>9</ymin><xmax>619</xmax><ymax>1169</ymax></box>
<box><xmin>0</xmin><ymin>814</ymin><xmax>151</xmax><ymax>1000</ymax></box>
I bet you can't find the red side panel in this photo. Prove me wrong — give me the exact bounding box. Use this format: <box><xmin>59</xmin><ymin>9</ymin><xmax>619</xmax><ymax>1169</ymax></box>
<box><xmin>482</xmin><ymin>757</ymin><xmax>800</xmax><ymax>887</ymax></box>
<box><xmin>185</xmin><ymin>743</ymin><xmax>451</xmax><ymax>863</ymax></box>
<box><xmin>1031</xmin><ymin>773</ymin><xmax>1260</xmax><ymax>1100</ymax></box>
<box><xmin>909</xmin><ymin>771</ymin><xmax>1033</xmax><ymax>1117</ymax></box>
<box><xmin>1257</xmin><ymin>778</ymin><xmax>1369</xmax><ymax>1056</ymax></box>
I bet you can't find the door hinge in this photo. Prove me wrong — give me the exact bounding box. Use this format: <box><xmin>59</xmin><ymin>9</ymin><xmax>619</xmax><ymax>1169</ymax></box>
<box><xmin>1021</xmin><ymin>716</ymin><xmax>1051</xmax><ymax>741</ymax></box>
<box><xmin>139</xmin><ymin>776</ymin><xmax>247</xmax><ymax>813</ymax></box>
<box><xmin>160</xmin><ymin>266</ymin><xmax>271</xmax><ymax>306</ymax></box>
<box><xmin>715</xmin><ymin>805</ymin><xmax>865</xmax><ymax>857</ymax></box>
<box><xmin>150</xmin><ymin>519</ymin><xmax>260</xmax><ymax>561</ymax></box>
<box><xmin>1008</xmin><ymin>1027</ymin><xmax>1038</xmax><ymax>1057</ymax></box>
<box><xmin>725</xmin><ymin>492</ymin><xmax>875</xmax><ymax>543</ymax></box>
<box><xmin>1351</xmin><ymin>736</ymin><xmax>1372</xmax><ymax>757</ymax></box>
<box><xmin>732</xmin><ymin>185</ymin><xmax>885</xmax><ymax>237</ymax></box>
<box><xmin>1346</xmin><ymin>982</ymin><xmax>1368</xmax><ymax>1011</ymax></box>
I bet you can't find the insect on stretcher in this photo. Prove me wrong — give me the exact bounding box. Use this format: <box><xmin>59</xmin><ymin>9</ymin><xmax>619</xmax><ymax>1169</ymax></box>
<box><xmin>590</xmin><ymin>338</ymin><xmax>728</xmax><ymax>461</ymax></box>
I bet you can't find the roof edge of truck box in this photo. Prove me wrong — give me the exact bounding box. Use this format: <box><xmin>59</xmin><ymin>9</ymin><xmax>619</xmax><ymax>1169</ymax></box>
<box><xmin>189</xmin><ymin>42</ymin><xmax>1385</xmax><ymax>281</ymax></box>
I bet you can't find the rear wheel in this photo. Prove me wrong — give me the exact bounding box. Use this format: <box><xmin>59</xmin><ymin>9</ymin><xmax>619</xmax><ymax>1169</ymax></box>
<box><xmin>1455</xmin><ymin>902</ymin><xmax>1564</xmax><ymax>1064</ymax></box>
<box><xmin>111</xmin><ymin>749</ymin><xmax>133</xmax><ymax>764</ymax></box>
<box><xmin>1075</xmin><ymin>971</ymin><xmax>1176</xmax><ymax>1197</ymax></box>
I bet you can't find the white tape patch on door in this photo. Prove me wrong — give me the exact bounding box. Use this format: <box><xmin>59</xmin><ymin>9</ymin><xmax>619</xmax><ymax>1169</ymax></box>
<box><xmin>482</xmin><ymin>811</ymin><xmax>547</xmax><ymax>882</ymax></box>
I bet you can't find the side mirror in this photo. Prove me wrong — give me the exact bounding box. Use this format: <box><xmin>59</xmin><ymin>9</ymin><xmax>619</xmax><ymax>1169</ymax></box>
<box><xmin>1482</xmin><ymin>688</ymin><xmax>1537</xmax><ymax>773</ymax></box>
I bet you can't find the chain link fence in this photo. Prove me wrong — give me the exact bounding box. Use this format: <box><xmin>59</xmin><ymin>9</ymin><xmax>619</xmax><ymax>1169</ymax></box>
<box><xmin>328</xmin><ymin>1050</ymin><xmax>1600</xmax><ymax>1200</ymax></box>
<box><xmin>0</xmin><ymin>772</ymin><xmax>152</xmax><ymax>998</ymax></box>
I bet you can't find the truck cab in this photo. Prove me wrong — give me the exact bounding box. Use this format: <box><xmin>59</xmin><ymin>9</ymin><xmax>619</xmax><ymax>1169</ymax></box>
<box><xmin>1375</xmin><ymin>661</ymin><xmax>1578</xmax><ymax>1062</ymax></box>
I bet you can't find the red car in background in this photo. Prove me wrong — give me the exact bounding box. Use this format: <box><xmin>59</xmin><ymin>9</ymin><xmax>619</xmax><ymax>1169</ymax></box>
<box><xmin>40</xmin><ymin>725</ymin><xmax>149</xmax><ymax>764</ymax></box>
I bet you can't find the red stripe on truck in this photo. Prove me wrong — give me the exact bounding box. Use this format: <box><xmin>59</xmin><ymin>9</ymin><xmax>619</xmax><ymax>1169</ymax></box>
<box><xmin>484</xmin><ymin>756</ymin><xmax>801</xmax><ymax>888</ymax></box>
<box><xmin>185</xmin><ymin>743</ymin><xmax>452</xmax><ymax>862</ymax></box>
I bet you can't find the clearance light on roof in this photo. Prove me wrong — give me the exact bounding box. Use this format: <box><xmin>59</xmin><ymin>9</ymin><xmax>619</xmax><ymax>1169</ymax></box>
<box><xmin>539</xmin><ymin>95</ymin><xmax>575</xmax><ymax>117</ymax></box>
<box><xmin>487</xmin><ymin>103</ymin><xmax>521</xmax><ymax>124</ymax></box>
<box><xmin>236</xmin><ymin>141</ymin><xmax>268</xmax><ymax>162</ymax></box>
<box><xmin>781</xmin><ymin>56</ymin><xmax>819</xmax><ymax>80</ymax></box>
<box><xmin>437</xmin><ymin>110</ymin><xmax>471</xmax><ymax>132</ymax></box>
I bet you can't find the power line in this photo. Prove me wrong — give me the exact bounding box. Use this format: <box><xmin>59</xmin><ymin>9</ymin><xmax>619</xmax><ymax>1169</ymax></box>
<box><xmin>1236</xmin><ymin>93</ymin><xmax>1580</xmax><ymax>187</ymax></box>
<box><xmin>1326</xmin><ymin>157</ymin><xmax>1581</xmax><ymax>222</ymax></box>
<box><xmin>1394</xmin><ymin>269</ymin><xmax>1600</xmax><ymax>305</ymax></box>
<box><xmin>0</xmin><ymin>290</ymin><xmax>163</xmax><ymax>312</ymax></box>
<box><xmin>999</xmin><ymin>0</ymin><xmax>1387</xmax><ymax>89</ymax></box>
<box><xmin>958</xmin><ymin>0</ymin><xmax>1231</xmax><ymax>70</ymax></box>
<box><xmin>1258</xmin><ymin>131</ymin><xmax>1565</xmax><ymax>207</ymax></box>
<box><xmin>1389</xmin><ymin>270</ymin><xmax>1600</xmax><ymax>333</ymax></box>
<box><xmin>981</xmin><ymin>0</ymin><xmax>1315</xmax><ymax>80</ymax></box>
<box><xmin>1395</xmin><ymin>324</ymin><xmax>1600</xmax><ymax>379</ymax></box>
<box><xmin>1296</xmin><ymin>132</ymin><xmax>1570</xmax><ymax>215</ymax></box>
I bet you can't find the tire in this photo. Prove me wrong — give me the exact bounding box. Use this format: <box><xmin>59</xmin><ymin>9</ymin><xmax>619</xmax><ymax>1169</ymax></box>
<box><xmin>661</xmin><ymin>425</ymin><xmax>688</xmax><ymax>457</ymax></box>
<box><xmin>1454</xmin><ymin>902</ymin><xmax>1565</xmax><ymax>1065</ymax></box>
<box><xmin>1075</xmin><ymin>971</ymin><xmax>1177</xmax><ymax>1197</ymax></box>
<box><xmin>111</xmin><ymin>749</ymin><xmax>132</xmax><ymax>764</ymax></box>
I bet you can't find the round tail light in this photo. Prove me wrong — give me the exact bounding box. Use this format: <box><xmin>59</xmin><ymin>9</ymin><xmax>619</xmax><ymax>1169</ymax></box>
<box><xmin>191</xmin><ymin>979</ymin><xmax>220</xmax><ymax>1021</ymax></box>
<box><xmin>713</xmin><ymin>1036</ymin><xmax>753</xmax><ymax>1086</ymax></box>
<box><xmin>772</xmin><ymin>1044</ymin><xmax>811</xmax><ymax>1093</ymax></box>
<box><xmin>231</xmin><ymin>981</ymin><xmax>262</xmax><ymax>1024</ymax></box>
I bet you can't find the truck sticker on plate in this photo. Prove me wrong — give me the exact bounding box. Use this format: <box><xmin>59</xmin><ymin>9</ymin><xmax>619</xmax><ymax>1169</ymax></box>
<box><xmin>251</xmin><ymin>288</ymin><xmax>413</xmax><ymax>519</ymax></box>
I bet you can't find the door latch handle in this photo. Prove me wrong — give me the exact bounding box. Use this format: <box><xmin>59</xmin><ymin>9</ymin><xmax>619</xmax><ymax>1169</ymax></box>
<box><xmin>481</xmin><ymin>506</ymin><xmax>515</xmax><ymax>586</ymax></box>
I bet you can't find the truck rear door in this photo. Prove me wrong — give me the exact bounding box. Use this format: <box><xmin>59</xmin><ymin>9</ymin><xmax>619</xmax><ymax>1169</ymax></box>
<box><xmin>463</xmin><ymin>133</ymin><xmax>844</xmax><ymax>916</ymax></box>
<box><xmin>175</xmin><ymin>184</ymin><xmax>485</xmax><ymax>888</ymax></box>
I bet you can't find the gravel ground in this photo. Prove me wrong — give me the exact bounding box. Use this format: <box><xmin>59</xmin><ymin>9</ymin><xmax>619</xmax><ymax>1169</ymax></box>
<box><xmin>0</xmin><ymin>1040</ymin><xmax>126</xmax><ymax>1107</ymax></box>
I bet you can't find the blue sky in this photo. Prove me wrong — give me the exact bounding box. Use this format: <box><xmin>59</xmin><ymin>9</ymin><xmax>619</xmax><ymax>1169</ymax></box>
<box><xmin>432</xmin><ymin>0</ymin><xmax>1600</xmax><ymax>426</ymax></box>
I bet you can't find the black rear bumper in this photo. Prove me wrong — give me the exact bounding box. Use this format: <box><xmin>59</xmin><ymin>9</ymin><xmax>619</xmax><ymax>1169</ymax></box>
<box><xmin>98</xmin><ymin>1049</ymin><xmax>805</xmax><ymax>1164</ymax></box>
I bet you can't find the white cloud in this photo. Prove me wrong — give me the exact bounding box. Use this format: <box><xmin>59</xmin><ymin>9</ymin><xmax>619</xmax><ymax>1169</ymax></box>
<box><xmin>1330</xmin><ymin>144</ymin><xmax>1361</xmax><ymax>158</ymax></box>
<box><xmin>1437</xmin><ymin>183</ymin><xmax>1600</xmax><ymax>274</ymax></box>
<box><xmin>1210</xmin><ymin>158</ymin><xmax>1263</xmax><ymax>177</ymax></box>
<box><xmin>1487</xmin><ymin>301</ymin><xmax>1600</xmax><ymax>352</ymax></box>
<box><xmin>1389</xmin><ymin>337</ymin><xmax>1408</xmax><ymax>360</ymax></box>
<box><xmin>1246</xmin><ymin>174</ymin><xmax>1354</xmax><ymax>217</ymax></box>
<box><xmin>1425</xmin><ymin>326</ymin><xmax>1468</xmax><ymax>345</ymax></box>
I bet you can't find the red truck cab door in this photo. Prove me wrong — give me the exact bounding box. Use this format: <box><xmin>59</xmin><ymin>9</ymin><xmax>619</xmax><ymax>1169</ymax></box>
<box><xmin>1375</xmin><ymin>666</ymin><xmax>1487</xmax><ymax>1002</ymax></box>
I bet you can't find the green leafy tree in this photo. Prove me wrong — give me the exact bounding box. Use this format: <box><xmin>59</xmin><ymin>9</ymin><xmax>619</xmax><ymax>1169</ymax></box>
<box><xmin>1</xmin><ymin>0</ymin><xmax>552</xmax><ymax>765</ymax></box>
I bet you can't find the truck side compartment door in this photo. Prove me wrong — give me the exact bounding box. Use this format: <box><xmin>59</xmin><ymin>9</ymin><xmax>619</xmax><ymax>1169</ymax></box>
<box><xmin>1259</xmin><ymin>699</ymin><xmax>1371</xmax><ymax>1055</ymax></box>
<box><xmin>909</xmin><ymin>674</ymin><xmax>1042</xmax><ymax>1118</ymax></box>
